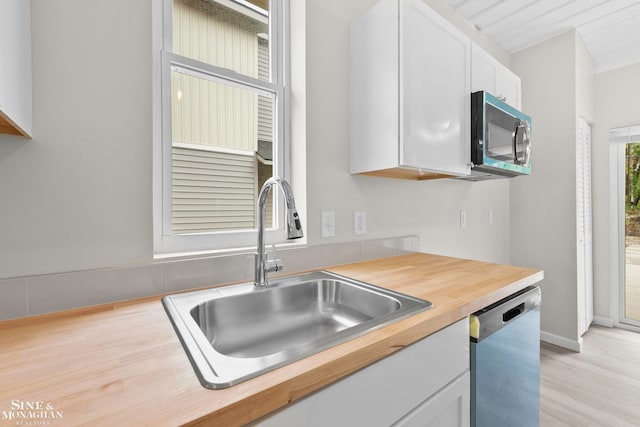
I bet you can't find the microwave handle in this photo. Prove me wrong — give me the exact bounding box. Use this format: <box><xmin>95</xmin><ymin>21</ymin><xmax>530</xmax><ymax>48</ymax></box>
<box><xmin>513</xmin><ymin>120</ymin><xmax>530</xmax><ymax>166</ymax></box>
<box><xmin>522</xmin><ymin>123</ymin><xmax>531</xmax><ymax>167</ymax></box>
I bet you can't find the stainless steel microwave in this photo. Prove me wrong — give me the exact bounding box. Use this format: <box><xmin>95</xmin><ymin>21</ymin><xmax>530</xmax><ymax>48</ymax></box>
<box><xmin>470</xmin><ymin>91</ymin><xmax>531</xmax><ymax>178</ymax></box>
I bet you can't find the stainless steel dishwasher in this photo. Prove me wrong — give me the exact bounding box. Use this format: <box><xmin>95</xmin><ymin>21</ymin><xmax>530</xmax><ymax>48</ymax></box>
<box><xmin>470</xmin><ymin>286</ymin><xmax>541</xmax><ymax>427</ymax></box>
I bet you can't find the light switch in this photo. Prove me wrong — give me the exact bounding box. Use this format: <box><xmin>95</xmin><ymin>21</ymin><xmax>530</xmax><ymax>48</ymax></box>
<box><xmin>460</xmin><ymin>210</ymin><xmax>468</xmax><ymax>228</ymax></box>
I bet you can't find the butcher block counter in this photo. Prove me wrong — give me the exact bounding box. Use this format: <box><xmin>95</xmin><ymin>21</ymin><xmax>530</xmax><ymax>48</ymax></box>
<box><xmin>0</xmin><ymin>253</ymin><xmax>543</xmax><ymax>426</ymax></box>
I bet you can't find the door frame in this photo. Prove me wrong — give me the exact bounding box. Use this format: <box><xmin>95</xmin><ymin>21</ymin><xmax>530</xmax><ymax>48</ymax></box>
<box><xmin>610</xmin><ymin>126</ymin><xmax>640</xmax><ymax>331</ymax></box>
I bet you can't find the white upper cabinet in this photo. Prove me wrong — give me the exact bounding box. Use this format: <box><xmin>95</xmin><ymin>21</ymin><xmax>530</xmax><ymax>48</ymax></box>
<box><xmin>350</xmin><ymin>0</ymin><xmax>471</xmax><ymax>179</ymax></box>
<box><xmin>471</xmin><ymin>43</ymin><xmax>521</xmax><ymax>110</ymax></box>
<box><xmin>0</xmin><ymin>0</ymin><xmax>32</xmax><ymax>138</ymax></box>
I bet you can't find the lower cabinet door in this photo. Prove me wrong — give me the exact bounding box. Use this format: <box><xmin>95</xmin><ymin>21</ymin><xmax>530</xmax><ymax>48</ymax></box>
<box><xmin>393</xmin><ymin>372</ymin><xmax>470</xmax><ymax>427</ymax></box>
<box><xmin>251</xmin><ymin>319</ymin><xmax>469</xmax><ymax>427</ymax></box>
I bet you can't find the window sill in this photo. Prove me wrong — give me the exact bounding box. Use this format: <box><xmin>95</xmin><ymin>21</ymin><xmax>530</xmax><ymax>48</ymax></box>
<box><xmin>153</xmin><ymin>239</ymin><xmax>308</xmax><ymax>262</ymax></box>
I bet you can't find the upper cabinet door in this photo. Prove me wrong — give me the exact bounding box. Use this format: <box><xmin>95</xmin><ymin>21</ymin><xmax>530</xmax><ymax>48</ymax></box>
<box><xmin>399</xmin><ymin>0</ymin><xmax>470</xmax><ymax>176</ymax></box>
<box><xmin>471</xmin><ymin>46</ymin><xmax>497</xmax><ymax>94</ymax></box>
<box><xmin>471</xmin><ymin>43</ymin><xmax>521</xmax><ymax>110</ymax></box>
<box><xmin>495</xmin><ymin>69</ymin><xmax>521</xmax><ymax>110</ymax></box>
<box><xmin>350</xmin><ymin>0</ymin><xmax>472</xmax><ymax>179</ymax></box>
<box><xmin>0</xmin><ymin>0</ymin><xmax>32</xmax><ymax>137</ymax></box>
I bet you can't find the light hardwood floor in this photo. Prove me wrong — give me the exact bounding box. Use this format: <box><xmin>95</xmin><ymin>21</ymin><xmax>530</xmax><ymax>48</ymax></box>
<box><xmin>541</xmin><ymin>325</ymin><xmax>640</xmax><ymax>426</ymax></box>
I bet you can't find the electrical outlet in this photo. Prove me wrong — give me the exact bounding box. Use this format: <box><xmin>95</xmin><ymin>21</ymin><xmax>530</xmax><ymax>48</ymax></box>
<box><xmin>354</xmin><ymin>211</ymin><xmax>366</xmax><ymax>235</ymax></box>
<box><xmin>321</xmin><ymin>211</ymin><xmax>335</xmax><ymax>238</ymax></box>
<box><xmin>460</xmin><ymin>210</ymin><xmax>468</xmax><ymax>228</ymax></box>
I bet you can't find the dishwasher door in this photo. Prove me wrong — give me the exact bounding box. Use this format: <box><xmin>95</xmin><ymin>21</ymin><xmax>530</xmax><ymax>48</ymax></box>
<box><xmin>469</xmin><ymin>286</ymin><xmax>541</xmax><ymax>427</ymax></box>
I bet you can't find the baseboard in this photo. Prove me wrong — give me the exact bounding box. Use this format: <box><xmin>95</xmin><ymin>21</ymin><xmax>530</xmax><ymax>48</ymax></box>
<box><xmin>593</xmin><ymin>316</ymin><xmax>614</xmax><ymax>328</ymax></box>
<box><xmin>540</xmin><ymin>330</ymin><xmax>583</xmax><ymax>352</ymax></box>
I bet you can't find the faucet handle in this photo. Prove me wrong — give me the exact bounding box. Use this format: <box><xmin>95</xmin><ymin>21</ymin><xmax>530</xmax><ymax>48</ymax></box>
<box><xmin>264</xmin><ymin>244</ymin><xmax>283</xmax><ymax>273</ymax></box>
<box><xmin>264</xmin><ymin>258</ymin><xmax>283</xmax><ymax>273</ymax></box>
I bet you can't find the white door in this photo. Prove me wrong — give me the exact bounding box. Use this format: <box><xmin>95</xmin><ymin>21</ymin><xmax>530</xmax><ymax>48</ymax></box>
<box><xmin>612</xmin><ymin>125</ymin><xmax>640</xmax><ymax>327</ymax></box>
<box><xmin>577</xmin><ymin>117</ymin><xmax>593</xmax><ymax>335</ymax></box>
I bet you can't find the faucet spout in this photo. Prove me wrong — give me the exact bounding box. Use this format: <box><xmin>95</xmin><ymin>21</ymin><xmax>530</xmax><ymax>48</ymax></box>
<box><xmin>255</xmin><ymin>177</ymin><xmax>303</xmax><ymax>287</ymax></box>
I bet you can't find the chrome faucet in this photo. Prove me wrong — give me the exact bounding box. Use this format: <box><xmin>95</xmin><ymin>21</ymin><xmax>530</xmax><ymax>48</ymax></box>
<box><xmin>254</xmin><ymin>177</ymin><xmax>303</xmax><ymax>287</ymax></box>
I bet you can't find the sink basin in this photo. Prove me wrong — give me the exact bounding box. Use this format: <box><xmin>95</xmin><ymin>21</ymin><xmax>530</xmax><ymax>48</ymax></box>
<box><xmin>162</xmin><ymin>271</ymin><xmax>432</xmax><ymax>389</ymax></box>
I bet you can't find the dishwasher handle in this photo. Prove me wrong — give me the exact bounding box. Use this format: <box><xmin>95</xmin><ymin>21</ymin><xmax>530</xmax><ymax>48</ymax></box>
<box><xmin>470</xmin><ymin>286</ymin><xmax>541</xmax><ymax>342</ymax></box>
<box><xmin>503</xmin><ymin>303</ymin><xmax>525</xmax><ymax>322</ymax></box>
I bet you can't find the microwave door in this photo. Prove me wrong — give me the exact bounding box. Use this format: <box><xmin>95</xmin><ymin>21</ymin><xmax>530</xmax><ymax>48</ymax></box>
<box><xmin>485</xmin><ymin>103</ymin><xmax>526</xmax><ymax>164</ymax></box>
<box><xmin>485</xmin><ymin>122</ymin><xmax>514</xmax><ymax>161</ymax></box>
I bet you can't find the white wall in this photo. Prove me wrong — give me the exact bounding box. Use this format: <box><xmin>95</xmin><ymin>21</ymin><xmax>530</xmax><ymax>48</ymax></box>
<box><xmin>0</xmin><ymin>0</ymin><xmax>152</xmax><ymax>278</ymax></box>
<box><xmin>510</xmin><ymin>31</ymin><xmax>584</xmax><ymax>347</ymax></box>
<box><xmin>576</xmin><ymin>36</ymin><xmax>595</xmax><ymax>125</ymax></box>
<box><xmin>593</xmin><ymin>63</ymin><xmax>640</xmax><ymax>320</ymax></box>
<box><xmin>0</xmin><ymin>0</ymin><xmax>513</xmax><ymax>282</ymax></box>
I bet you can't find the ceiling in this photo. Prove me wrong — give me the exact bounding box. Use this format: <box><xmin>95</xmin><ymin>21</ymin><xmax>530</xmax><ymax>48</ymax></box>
<box><xmin>446</xmin><ymin>0</ymin><xmax>640</xmax><ymax>73</ymax></box>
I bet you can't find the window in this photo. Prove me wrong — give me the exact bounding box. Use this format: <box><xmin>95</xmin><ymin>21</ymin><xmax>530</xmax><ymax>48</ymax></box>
<box><xmin>154</xmin><ymin>0</ymin><xmax>290</xmax><ymax>254</ymax></box>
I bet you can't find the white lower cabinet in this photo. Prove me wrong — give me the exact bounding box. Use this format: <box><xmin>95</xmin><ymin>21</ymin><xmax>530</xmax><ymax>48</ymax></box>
<box><xmin>252</xmin><ymin>318</ymin><xmax>470</xmax><ymax>427</ymax></box>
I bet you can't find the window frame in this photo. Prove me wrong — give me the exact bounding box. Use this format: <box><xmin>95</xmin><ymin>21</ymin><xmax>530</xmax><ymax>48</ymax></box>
<box><xmin>153</xmin><ymin>0</ymin><xmax>292</xmax><ymax>255</ymax></box>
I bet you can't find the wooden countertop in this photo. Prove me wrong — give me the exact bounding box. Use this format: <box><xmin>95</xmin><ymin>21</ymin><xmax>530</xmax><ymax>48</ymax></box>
<box><xmin>0</xmin><ymin>253</ymin><xmax>542</xmax><ymax>426</ymax></box>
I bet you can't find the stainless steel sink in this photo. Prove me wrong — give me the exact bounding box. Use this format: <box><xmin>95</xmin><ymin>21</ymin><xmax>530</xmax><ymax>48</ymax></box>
<box><xmin>162</xmin><ymin>271</ymin><xmax>432</xmax><ymax>389</ymax></box>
